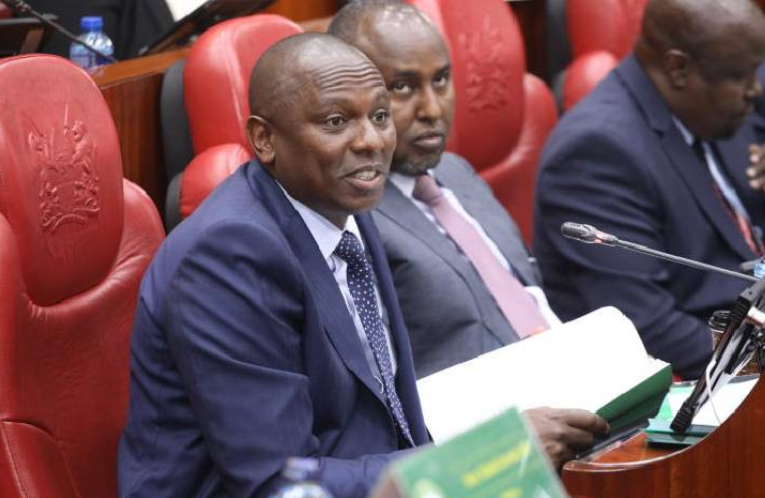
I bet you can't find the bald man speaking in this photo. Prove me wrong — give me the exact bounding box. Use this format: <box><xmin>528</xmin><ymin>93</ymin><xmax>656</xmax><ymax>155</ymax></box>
<box><xmin>118</xmin><ymin>34</ymin><xmax>429</xmax><ymax>498</ymax></box>
<box><xmin>535</xmin><ymin>0</ymin><xmax>765</xmax><ymax>379</ymax></box>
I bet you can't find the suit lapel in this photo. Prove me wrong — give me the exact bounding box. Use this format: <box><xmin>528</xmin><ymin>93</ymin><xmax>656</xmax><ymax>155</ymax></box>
<box><xmin>435</xmin><ymin>160</ymin><xmax>538</xmax><ymax>285</ymax></box>
<box><xmin>617</xmin><ymin>56</ymin><xmax>755</xmax><ymax>261</ymax></box>
<box><xmin>254</xmin><ymin>166</ymin><xmax>386</xmax><ymax>405</ymax></box>
<box><xmin>377</xmin><ymin>181</ymin><xmax>479</xmax><ymax>285</ymax></box>
<box><xmin>662</xmin><ymin>131</ymin><xmax>753</xmax><ymax>259</ymax></box>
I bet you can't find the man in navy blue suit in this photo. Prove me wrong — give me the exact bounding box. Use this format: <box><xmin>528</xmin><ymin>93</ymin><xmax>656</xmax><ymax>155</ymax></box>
<box><xmin>118</xmin><ymin>33</ymin><xmax>429</xmax><ymax>498</ymax></box>
<box><xmin>534</xmin><ymin>0</ymin><xmax>765</xmax><ymax>379</ymax></box>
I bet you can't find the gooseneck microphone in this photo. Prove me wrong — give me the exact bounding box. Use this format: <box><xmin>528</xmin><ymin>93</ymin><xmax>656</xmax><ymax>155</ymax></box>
<box><xmin>560</xmin><ymin>222</ymin><xmax>759</xmax><ymax>283</ymax></box>
<box><xmin>1</xmin><ymin>0</ymin><xmax>118</xmax><ymax>63</ymax></box>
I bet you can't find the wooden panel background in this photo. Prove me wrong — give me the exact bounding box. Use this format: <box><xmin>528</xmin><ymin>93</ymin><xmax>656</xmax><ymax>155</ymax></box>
<box><xmin>264</xmin><ymin>0</ymin><xmax>338</xmax><ymax>22</ymax></box>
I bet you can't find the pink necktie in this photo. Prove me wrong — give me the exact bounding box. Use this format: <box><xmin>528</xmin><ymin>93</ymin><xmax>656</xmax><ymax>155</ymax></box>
<box><xmin>413</xmin><ymin>175</ymin><xmax>548</xmax><ymax>338</ymax></box>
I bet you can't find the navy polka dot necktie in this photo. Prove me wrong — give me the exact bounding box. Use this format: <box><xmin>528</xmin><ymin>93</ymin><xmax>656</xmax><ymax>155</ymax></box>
<box><xmin>334</xmin><ymin>230</ymin><xmax>414</xmax><ymax>447</ymax></box>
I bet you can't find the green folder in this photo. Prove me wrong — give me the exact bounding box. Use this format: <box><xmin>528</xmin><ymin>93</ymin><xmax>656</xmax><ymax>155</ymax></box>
<box><xmin>373</xmin><ymin>408</ymin><xmax>569</xmax><ymax>498</ymax></box>
<box><xmin>595</xmin><ymin>363</ymin><xmax>673</xmax><ymax>433</ymax></box>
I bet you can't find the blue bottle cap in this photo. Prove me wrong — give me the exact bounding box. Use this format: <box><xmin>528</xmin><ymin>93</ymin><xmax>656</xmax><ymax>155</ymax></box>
<box><xmin>81</xmin><ymin>16</ymin><xmax>103</xmax><ymax>31</ymax></box>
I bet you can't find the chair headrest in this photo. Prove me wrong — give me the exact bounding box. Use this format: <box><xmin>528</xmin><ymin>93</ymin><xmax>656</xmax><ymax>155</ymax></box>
<box><xmin>184</xmin><ymin>14</ymin><xmax>303</xmax><ymax>155</ymax></box>
<box><xmin>0</xmin><ymin>55</ymin><xmax>124</xmax><ymax>306</ymax></box>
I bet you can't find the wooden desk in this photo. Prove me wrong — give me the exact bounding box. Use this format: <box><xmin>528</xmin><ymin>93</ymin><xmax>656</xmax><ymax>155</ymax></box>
<box><xmin>562</xmin><ymin>375</ymin><xmax>765</xmax><ymax>497</ymax></box>
<box><xmin>94</xmin><ymin>49</ymin><xmax>188</xmax><ymax>212</ymax></box>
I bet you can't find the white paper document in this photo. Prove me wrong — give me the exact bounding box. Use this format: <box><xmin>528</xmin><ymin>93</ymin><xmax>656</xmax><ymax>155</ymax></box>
<box><xmin>416</xmin><ymin>307</ymin><xmax>669</xmax><ymax>443</ymax></box>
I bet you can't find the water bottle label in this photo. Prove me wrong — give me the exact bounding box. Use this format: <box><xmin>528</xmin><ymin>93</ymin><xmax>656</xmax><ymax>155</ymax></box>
<box><xmin>754</xmin><ymin>258</ymin><xmax>765</xmax><ymax>279</ymax></box>
<box><xmin>70</xmin><ymin>53</ymin><xmax>92</xmax><ymax>70</ymax></box>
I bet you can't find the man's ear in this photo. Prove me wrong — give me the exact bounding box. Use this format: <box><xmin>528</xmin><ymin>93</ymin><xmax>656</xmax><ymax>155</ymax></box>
<box><xmin>664</xmin><ymin>49</ymin><xmax>690</xmax><ymax>88</ymax></box>
<box><xmin>246</xmin><ymin>115</ymin><xmax>276</xmax><ymax>167</ymax></box>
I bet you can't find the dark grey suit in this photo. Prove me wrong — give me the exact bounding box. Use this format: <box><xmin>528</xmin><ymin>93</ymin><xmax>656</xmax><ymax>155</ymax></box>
<box><xmin>373</xmin><ymin>152</ymin><xmax>540</xmax><ymax>378</ymax></box>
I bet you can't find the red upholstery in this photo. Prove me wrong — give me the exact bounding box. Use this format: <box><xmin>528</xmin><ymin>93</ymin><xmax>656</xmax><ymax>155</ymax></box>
<box><xmin>184</xmin><ymin>14</ymin><xmax>303</xmax><ymax>155</ymax></box>
<box><xmin>562</xmin><ymin>0</ymin><xmax>648</xmax><ymax>110</ymax></box>
<box><xmin>0</xmin><ymin>5</ymin><xmax>11</xmax><ymax>18</ymax></box>
<box><xmin>0</xmin><ymin>55</ymin><xmax>164</xmax><ymax>497</ymax></box>
<box><xmin>562</xmin><ymin>51</ymin><xmax>619</xmax><ymax>110</ymax></box>
<box><xmin>408</xmin><ymin>0</ymin><xmax>557</xmax><ymax>243</ymax></box>
<box><xmin>180</xmin><ymin>143</ymin><xmax>251</xmax><ymax>219</ymax></box>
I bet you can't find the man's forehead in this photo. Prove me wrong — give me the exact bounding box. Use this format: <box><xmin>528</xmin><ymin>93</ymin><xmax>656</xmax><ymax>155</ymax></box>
<box><xmin>362</xmin><ymin>18</ymin><xmax>448</xmax><ymax>67</ymax></box>
<box><xmin>306</xmin><ymin>60</ymin><xmax>387</xmax><ymax>93</ymax></box>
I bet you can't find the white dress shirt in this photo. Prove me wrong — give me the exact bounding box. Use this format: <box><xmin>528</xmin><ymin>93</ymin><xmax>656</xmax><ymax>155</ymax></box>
<box><xmin>280</xmin><ymin>186</ymin><xmax>397</xmax><ymax>384</ymax></box>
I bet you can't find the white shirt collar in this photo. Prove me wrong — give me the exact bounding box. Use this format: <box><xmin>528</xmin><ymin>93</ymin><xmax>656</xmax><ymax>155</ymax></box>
<box><xmin>672</xmin><ymin>116</ymin><xmax>695</xmax><ymax>146</ymax></box>
<box><xmin>389</xmin><ymin>171</ymin><xmax>440</xmax><ymax>199</ymax></box>
<box><xmin>278</xmin><ymin>183</ymin><xmax>363</xmax><ymax>262</ymax></box>
<box><xmin>389</xmin><ymin>172</ymin><xmax>417</xmax><ymax>198</ymax></box>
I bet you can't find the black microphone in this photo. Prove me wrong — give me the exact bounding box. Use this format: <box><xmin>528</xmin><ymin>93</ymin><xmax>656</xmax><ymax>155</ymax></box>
<box><xmin>560</xmin><ymin>222</ymin><xmax>759</xmax><ymax>283</ymax></box>
<box><xmin>1</xmin><ymin>0</ymin><xmax>118</xmax><ymax>63</ymax></box>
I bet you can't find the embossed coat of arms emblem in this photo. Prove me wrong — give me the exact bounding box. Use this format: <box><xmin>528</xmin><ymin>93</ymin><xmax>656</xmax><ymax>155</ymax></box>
<box><xmin>27</xmin><ymin>106</ymin><xmax>100</xmax><ymax>235</ymax></box>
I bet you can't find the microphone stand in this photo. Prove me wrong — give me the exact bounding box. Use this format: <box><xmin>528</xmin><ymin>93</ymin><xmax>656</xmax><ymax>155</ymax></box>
<box><xmin>559</xmin><ymin>222</ymin><xmax>765</xmax><ymax>433</ymax></box>
<box><xmin>561</xmin><ymin>222</ymin><xmax>758</xmax><ymax>283</ymax></box>
<box><xmin>671</xmin><ymin>277</ymin><xmax>765</xmax><ymax>433</ymax></box>
<box><xmin>1</xmin><ymin>0</ymin><xmax>118</xmax><ymax>63</ymax></box>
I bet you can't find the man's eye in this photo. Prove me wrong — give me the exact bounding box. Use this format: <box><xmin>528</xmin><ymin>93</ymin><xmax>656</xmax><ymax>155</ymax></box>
<box><xmin>372</xmin><ymin>110</ymin><xmax>389</xmax><ymax>124</ymax></box>
<box><xmin>434</xmin><ymin>73</ymin><xmax>449</xmax><ymax>88</ymax></box>
<box><xmin>326</xmin><ymin>116</ymin><xmax>346</xmax><ymax>127</ymax></box>
<box><xmin>391</xmin><ymin>81</ymin><xmax>412</xmax><ymax>94</ymax></box>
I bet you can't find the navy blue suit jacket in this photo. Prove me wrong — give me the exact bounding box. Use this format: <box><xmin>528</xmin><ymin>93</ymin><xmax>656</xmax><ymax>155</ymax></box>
<box><xmin>118</xmin><ymin>160</ymin><xmax>429</xmax><ymax>498</ymax></box>
<box><xmin>534</xmin><ymin>55</ymin><xmax>765</xmax><ymax>379</ymax></box>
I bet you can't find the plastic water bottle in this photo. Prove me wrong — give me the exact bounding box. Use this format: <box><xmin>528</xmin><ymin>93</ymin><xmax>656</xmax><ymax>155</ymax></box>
<box><xmin>267</xmin><ymin>458</ymin><xmax>334</xmax><ymax>498</ymax></box>
<box><xmin>69</xmin><ymin>16</ymin><xmax>114</xmax><ymax>72</ymax></box>
<box><xmin>755</xmin><ymin>257</ymin><xmax>765</xmax><ymax>279</ymax></box>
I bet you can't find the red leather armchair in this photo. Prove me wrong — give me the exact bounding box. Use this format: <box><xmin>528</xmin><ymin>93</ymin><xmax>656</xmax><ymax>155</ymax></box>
<box><xmin>0</xmin><ymin>54</ymin><xmax>164</xmax><ymax>497</ymax></box>
<box><xmin>408</xmin><ymin>0</ymin><xmax>557</xmax><ymax>243</ymax></box>
<box><xmin>161</xmin><ymin>14</ymin><xmax>301</xmax><ymax>228</ymax></box>
<box><xmin>562</xmin><ymin>0</ymin><xmax>648</xmax><ymax>110</ymax></box>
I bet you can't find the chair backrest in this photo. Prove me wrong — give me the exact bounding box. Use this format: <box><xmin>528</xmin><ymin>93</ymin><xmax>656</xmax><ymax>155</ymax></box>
<box><xmin>561</xmin><ymin>0</ymin><xmax>648</xmax><ymax>110</ymax></box>
<box><xmin>0</xmin><ymin>54</ymin><xmax>164</xmax><ymax>498</ymax></box>
<box><xmin>567</xmin><ymin>0</ymin><xmax>648</xmax><ymax>60</ymax></box>
<box><xmin>407</xmin><ymin>0</ymin><xmax>558</xmax><ymax>243</ymax></box>
<box><xmin>184</xmin><ymin>14</ymin><xmax>303</xmax><ymax>155</ymax></box>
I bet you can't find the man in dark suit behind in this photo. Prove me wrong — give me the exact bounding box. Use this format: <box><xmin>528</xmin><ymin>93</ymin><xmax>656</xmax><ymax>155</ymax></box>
<box><xmin>329</xmin><ymin>0</ymin><xmax>608</xmax><ymax>470</ymax></box>
<box><xmin>534</xmin><ymin>0</ymin><xmax>765</xmax><ymax>379</ymax></box>
<box><xmin>118</xmin><ymin>33</ymin><xmax>429</xmax><ymax>498</ymax></box>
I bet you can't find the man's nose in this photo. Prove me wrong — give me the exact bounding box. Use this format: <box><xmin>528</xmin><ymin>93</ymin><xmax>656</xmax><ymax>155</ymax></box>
<box><xmin>351</xmin><ymin>118</ymin><xmax>385</xmax><ymax>153</ymax></box>
<box><xmin>416</xmin><ymin>86</ymin><xmax>443</xmax><ymax>121</ymax></box>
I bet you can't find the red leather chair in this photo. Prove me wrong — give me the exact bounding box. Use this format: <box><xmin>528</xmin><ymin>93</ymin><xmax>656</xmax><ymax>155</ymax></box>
<box><xmin>184</xmin><ymin>14</ymin><xmax>303</xmax><ymax>155</ymax></box>
<box><xmin>561</xmin><ymin>0</ymin><xmax>648</xmax><ymax>110</ymax></box>
<box><xmin>408</xmin><ymin>0</ymin><xmax>557</xmax><ymax>244</ymax></box>
<box><xmin>161</xmin><ymin>14</ymin><xmax>301</xmax><ymax>229</ymax></box>
<box><xmin>0</xmin><ymin>54</ymin><xmax>164</xmax><ymax>497</ymax></box>
<box><xmin>179</xmin><ymin>143</ymin><xmax>251</xmax><ymax>219</ymax></box>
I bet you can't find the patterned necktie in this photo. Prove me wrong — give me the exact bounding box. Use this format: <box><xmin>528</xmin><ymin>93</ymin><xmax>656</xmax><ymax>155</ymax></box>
<box><xmin>413</xmin><ymin>175</ymin><xmax>548</xmax><ymax>338</ymax></box>
<box><xmin>692</xmin><ymin>139</ymin><xmax>763</xmax><ymax>255</ymax></box>
<box><xmin>334</xmin><ymin>231</ymin><xmax>414</xmax><ymax>447</ymax></box>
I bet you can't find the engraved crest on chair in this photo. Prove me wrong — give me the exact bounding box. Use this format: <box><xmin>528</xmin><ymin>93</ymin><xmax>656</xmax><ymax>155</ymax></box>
<box><xmin>457</xmin><ymin>15</ymin><xmax>512</xmax><ymax>115</ymax></box>
<box><xmin>27</xmin><ymin>105</ymin><xmax>100</xmax><ymax>235</ymax></box>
